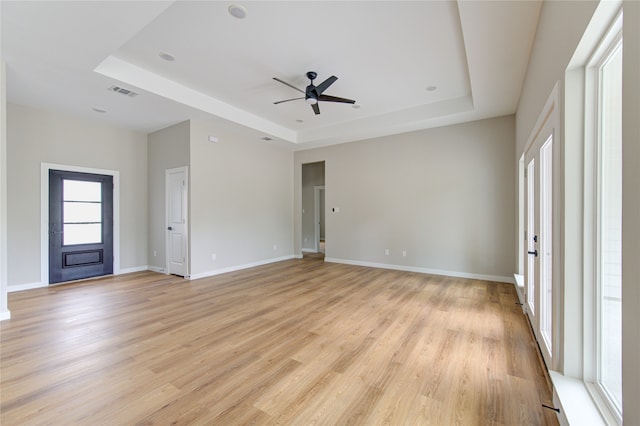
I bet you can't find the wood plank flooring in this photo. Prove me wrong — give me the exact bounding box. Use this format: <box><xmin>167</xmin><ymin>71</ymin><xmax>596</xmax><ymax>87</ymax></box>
<box><xmin>1</xmin><ymin>256</ymin><xmax>558</xmax><ymax>425</ymax></box>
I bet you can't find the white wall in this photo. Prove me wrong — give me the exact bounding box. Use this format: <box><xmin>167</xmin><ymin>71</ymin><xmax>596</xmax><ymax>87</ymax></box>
<box><xmin>6</xmin><ymin>104</ymin><xmax>148</xmax><ymax>288</ymax></box>
<box><xmin>516</xmin><ymin>0</ymin><xmax>599</xmax><ymax>157</ymax></box>
<box><xmin>0</xmin><ymin>61</ymin><xmax>9</xmax><ymax>319</ymax></box>
<box><xmin>622</xmin><ymin>2</ymin><xmax>640</xmax><ymax>423</ymax></box>
<box><xmin>188</xmin><ymin>118</ymin><xmax>293</xmax><ymax>278</ymax></box>
<box><xmin>147</xmin><ymin>120</ymin><xmax>190</xmax><ymax>272</ymax></box>
<box><xmin>295</xmin><ymin>115</ymin><xmax>515</xmax><ymax>281</ymax></box>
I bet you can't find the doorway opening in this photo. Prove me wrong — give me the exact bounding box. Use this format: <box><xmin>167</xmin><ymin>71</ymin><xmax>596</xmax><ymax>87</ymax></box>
<box><xmin>301</xmin><ymin>161</ymin><xmax>325</xmax><ymax>259</ymax></box>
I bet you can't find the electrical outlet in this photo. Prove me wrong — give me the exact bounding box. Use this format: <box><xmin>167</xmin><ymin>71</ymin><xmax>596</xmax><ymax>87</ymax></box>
<box><xmin>153</xmin><ymin>250</ymin><xmax>157</xmax><ymax>257</ymax></box>
<box><xmin>385</xmin><ymin>248</ymin><xmax>390</xmax><ymax>256</ymax></box>
<box><xmin>211</xmin><ymin>253</ymin><xmax>217</xmax><ymax>261</ymax></box>
<box><xmin>402</xmin><ymin>250</ymin><xmax>407</xmax><ymax>257</ymax></box>
<box><xmin>273</xmin><ymin>244</ymin><xmax>277</xmax><ymax>251</ymax></box>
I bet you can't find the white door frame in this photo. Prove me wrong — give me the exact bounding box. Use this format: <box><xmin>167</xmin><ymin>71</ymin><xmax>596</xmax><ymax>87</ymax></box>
<box><xmin>314</xmin><ymin>185</ymin><xmax>324</xmax><ymax>252</ymax></box>
<box><xmin>523</xmin><ymin>83</ymin><xmax>559</xmax><ymax>370</ymax></box>
<box><xmin>40</xmin><ymin>163</ymin><xmax>120</xmax><ymax>286</ymax></box>
<box><xmin>165</xmin><ymin>166</ymin><xmax>189</xmax><ymax>277</ymax></box>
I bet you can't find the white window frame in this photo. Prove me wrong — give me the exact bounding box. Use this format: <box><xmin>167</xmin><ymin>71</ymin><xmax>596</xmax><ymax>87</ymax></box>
<box><xmin>583</xmin><ymin>10</ymin><xmax>623</xmax><ymax>425</ymax></box>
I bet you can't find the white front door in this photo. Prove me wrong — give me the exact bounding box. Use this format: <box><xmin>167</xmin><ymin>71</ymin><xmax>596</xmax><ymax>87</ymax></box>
<box><xmin>166</xmin><ymin>167</ymin><xmax>188</xmax><ymax>277</ymax></box>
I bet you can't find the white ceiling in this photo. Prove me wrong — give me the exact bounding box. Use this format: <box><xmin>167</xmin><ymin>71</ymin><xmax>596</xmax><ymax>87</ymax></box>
<box><xmin>1</xmin><ymin>1</ymin><xmax>542</xmax><ymax>150</ymax></box>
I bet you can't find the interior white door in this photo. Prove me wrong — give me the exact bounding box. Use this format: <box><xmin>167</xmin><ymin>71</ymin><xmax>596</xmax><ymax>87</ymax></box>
<box><xmin>166</xmin><ymin>167</ymin><xmax>188</xmax><ymax>277</ymax></box>
<box><xmin>524</xmin><ymin>105</ymin><xmax>555</xmax><ymax>368</ymax></box>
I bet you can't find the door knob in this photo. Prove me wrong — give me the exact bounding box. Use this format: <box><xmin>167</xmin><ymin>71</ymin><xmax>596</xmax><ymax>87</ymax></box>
<box><xmin>528</xmin><ymin>250</ymin><xmax>538</xmax><ymax>257</ymax></box>
<box><xmin>167</xmin><ymin>226</ymin><xmax>173</xmax><ymax>231</ymax></box>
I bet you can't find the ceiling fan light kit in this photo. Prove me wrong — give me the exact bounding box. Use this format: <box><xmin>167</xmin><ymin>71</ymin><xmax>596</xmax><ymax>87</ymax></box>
<box><xmin>273</xmin><ymin>71</ymin><xmax>356</xmax><ymax>115</ymax></box>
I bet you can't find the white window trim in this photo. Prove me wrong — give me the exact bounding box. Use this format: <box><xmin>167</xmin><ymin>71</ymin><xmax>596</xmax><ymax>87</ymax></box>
<box><xmin>583</xmin><ymin>10</ymin><xmax>623</xmax><ymax>425</ymax></box>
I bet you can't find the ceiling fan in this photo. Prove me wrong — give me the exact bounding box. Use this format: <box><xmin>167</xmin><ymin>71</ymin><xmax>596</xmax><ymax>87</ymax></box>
<box><xmin>273</xmin><ymin>71</ymin><xmax>356</xmax><ymax>115</ymax></box>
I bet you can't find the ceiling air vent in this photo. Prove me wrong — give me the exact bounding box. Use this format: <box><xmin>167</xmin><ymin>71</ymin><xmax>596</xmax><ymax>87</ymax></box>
<box><xmin>107</xmin><ymin>85</ymin><xmax>139</xmax><ymax>97</ymax></box>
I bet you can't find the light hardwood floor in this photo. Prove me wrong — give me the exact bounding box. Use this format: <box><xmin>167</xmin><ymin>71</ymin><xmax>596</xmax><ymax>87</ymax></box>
<box><xmin>1</xmin><ymin>256</ymin><xmax>558</xmax><ymax>425</ymax></box>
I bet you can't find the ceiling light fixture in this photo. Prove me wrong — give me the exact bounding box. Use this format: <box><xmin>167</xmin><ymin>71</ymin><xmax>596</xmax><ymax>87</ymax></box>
<box><xmin>426</xmin><ymin>86</ymin><xmax>438</xmax><ymax>92</ymax></box>
<box><xmin>261</xmin><ymin>136</ymin><xmax>272</xmax><ymax>141</ymax></box>
<box><xmin>92</xmin><ymin>107</ymin><xmax>107</xmax><ymax>113</ymax></box>
<box><xmin>306</xmin><ymin>97</ymin><xmax>318</xmax><ymax>105</ymax></box>
<box><xmin>159</xmin><ymin>52</ymin><xmax>175</xmax><ymax>62</ymax></box>
<box><xmin>228</xmin><ymin>4</ymin><xmax>247</xmax><ymax>19</ymax></box>
<box><xmin>352</xmin><ymin>105</ymin><xmax>361</xmax><ymax>109</ymax></box>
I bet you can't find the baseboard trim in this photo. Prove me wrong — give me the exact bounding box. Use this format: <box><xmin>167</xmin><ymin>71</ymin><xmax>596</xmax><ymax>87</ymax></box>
<box><xmin>9</xmin><ymin>266</ymin><xmax>151</xmax><ymax>292</ymax></box>
<box><xmin>8</xmin><ymin>281</ymin><xmax>47</xmax><ymax>292</ymax></box>
<box><xmin>513</xmin><ymin>273</ymin><xmax>525</xmax><ymax>307</ymax></box>
<box><xmin>118</xmin><ymin>266</ymin><xmax>149</xmax><ymax>275</ymax></box>
<box><xmin>147</xmin><ymin>265</ymin><xmax>166</xmax><ymax>274</ymax></box>
<box><xmin>324</xmin><ymin>257</ymin><xmax>514</xmax><ymax>283</ymax></box>
<box><xmin>189</xmin><ymin>255</ymin><xmax>297</xmax><ymax>281</ymax></box>
<box><xmin>301</xmin><ymin>248</ymin><xmax>318</xmax><ymax>253</ymax></box>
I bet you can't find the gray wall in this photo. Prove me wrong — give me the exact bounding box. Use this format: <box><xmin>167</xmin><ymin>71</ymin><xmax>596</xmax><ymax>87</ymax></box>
<box><xmin>621</xmin><ymin>2</ymin><xmax>640</xmax><ymax>423</ymax></box>
<box><xmin>189</xmin><ymin>118</ymin><xmax>293</xmax><ymax>277</ymax></box>
<box><xmin>301</xmin><ymin>161</ymin><xmax>324</xmax><ymax>251</ymax></box>
<box><xmin>147</xmin><ymin>121</ymin><xmax>190</xmax><ymax>272</ymax></box>
<box><xmin>295</xmin><ymin>115</ymin><xmax>516</xmax><ymax>280</ymax></box>
<box><xmin>6</xmin><ymin>104</ymin><xmax>148</xmax><ymax>287</ymax></box>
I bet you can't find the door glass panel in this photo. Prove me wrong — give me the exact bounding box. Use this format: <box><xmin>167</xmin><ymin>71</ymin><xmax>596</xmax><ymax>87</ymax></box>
<box><xmin>540</xmin><ymin>135</ymin><xmax>553</xmax><ymax>353</ymax></box>
<box><xmin>63</xmin><ymin>224</ymin><xmax>102</xmax><ymax>245</ymax></box>
<box><xmin>63</xmin><ymin>180</ymin><xmax>101</xmax><ymax>202</ymax></box>
<box><xmin>63</xmin><ymin>202</ymin><xmax>101</xmax><ymax>223</ymax></box>
<box><xmin>526</xmin><ymin>159</ymin><xmax>535</xmax><ymax>315</ymax></box>
<box><xmin>63</xmin><ymin>179</ymin><xmax>102</xmax><ymax>245</ymax></box>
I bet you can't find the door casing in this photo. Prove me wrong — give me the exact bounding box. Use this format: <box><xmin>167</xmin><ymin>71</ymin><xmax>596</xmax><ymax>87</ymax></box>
<box><xmin>314</xmin><ymin>185</ymin><xmax>325</xmax><ymax>252</ymax></box>
<box><xmin>40</xmin><ymin>163</ymin><xmax>120</xmax><ymax>286</ymax></box>
<box><xmin>523</xmin><ymin>83</ymin><xmax>560</xmax><ymax>370</ymax></box>
<box><xmin>49</xmin><ymin>169</ymin><xmax>113</xmax><ymax>283</ymax></box>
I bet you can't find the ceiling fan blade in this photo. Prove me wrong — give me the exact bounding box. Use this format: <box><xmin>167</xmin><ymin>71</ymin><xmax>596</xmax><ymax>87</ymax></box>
<box><xmin>273</xmin><ymin>77</ymin><xmax>305</xmax><ymax>94</ymax></box>
<box><xmin>273</xmin><ymin>97</ymin><xmax>305</xmax><ymax>105</ymax></box>
<box><xmin>311</xmin><ymin>103</ymin><xmax>320</xmax><ymax>115</ymax></box>
<box><xmin>315</xmin><ymin>75</ymin><xmax>338</xmax><ymax>94</ymax></box>
<box><xmin>318</xmin><ymin>94</ymin><xmax>356</xmax><ymax>104</ymax></box>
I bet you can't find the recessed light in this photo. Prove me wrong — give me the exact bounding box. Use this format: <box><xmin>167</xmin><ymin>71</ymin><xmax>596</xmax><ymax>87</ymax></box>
<box><xmin>296</xmin><ymin>119</ymin><xmax>304</xmax><ymax>123</ymax></box>
<box><xmin>92</xmin><ymin>107</ymin><xmax>107</xmax><ymax>113</ymax></box>
<box><xmin>228</xmin><ymin>4</ymin><xmax>247</xmax><ymax>19</ymax></box>
<box><xmin>159</xmin><ymin>52</ymin><xmax>175</xmax><ymax>62</ymax></box>
<box><xmin>426</xmin><ymin>86</ymin><xmax>437</xmax><ymax>92</ymax></box>
<box><xmin>352</xmin><ymin>105</ymin><xmax>361</xmax><ymax>109</ymax></box>
<box><xmin>208</xmin><ymin>135</ymin><xmax>219</xmax><ymax>143</ymax></box>
<box><xmin>261</xmin><ymin>136</ymin><xmax>273</xmax><ymax>141</ymax></box>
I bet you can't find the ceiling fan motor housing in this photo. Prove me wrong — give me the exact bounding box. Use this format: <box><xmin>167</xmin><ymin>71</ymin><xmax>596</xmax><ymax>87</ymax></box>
<box><xmin>273</xmin><ymin>71</ymin><xmax>355</xmax><ymax>114</ymax></box>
